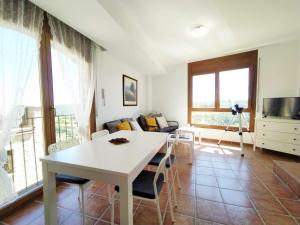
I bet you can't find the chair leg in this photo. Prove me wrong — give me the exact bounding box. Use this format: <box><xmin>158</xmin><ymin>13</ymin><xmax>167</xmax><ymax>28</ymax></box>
<box><xmin>175</xmin><ymin>168</ymin><xmax>182</xmax><ymax>189</ymax></box>
<box><xmin>111</xmin><ymin>192</ymin><xmax>116</xmax><ymax>225</ymax></box>
<box><xmin>80</xmin><ymin>185</ymin><xmax>85</xmax><ymax>225</ymax></box>
<box><xmin>78</xmin><ymin>187</ymin><xmax>81</xmax><ymax>201</ymax></box>
<box><xmin>173</xmin><ymin>147</ymin><xmax>181</xmax><ymax>190</ymax></box>
<box><xmin>155</xmin><ymin>199</ymin><xmax>163</xmax><ymax>225</ymax></box>
<box><xmin>108</xmin><ymin>184</ymin><xmax>111</xmax><ymax>204</ymax></box>
<box><xmin>165</xmin><ymin>177</ymin><xmax>175</xmax><ymax>223</ymax></box>
<box><xmin>167</xmin><ymin>168</ymin><xmax>178</xmax><ymax>207</ymax></box>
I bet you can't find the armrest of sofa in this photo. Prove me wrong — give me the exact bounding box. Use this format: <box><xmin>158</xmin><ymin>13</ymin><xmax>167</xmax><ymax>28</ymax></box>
<box><xmin>167</xmin><ymin>120</ymin><xmax>179</xmax><ymax>127</ymax></box>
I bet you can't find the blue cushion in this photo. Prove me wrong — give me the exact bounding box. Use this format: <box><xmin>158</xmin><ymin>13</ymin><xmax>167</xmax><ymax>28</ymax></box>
<box><xmin>148</xmin><ymin>153</ymin><xmax>175</xmax><ymax>168</ymax></box>
<box><xmin>115</xmin><ymin>170</ymin><xmax>164</xmax><ymax>199</ymax></box>
<box><xmin>56</xmin><ymin>174</ymin><xmax>89</xmax><ymax>185</ymax></box>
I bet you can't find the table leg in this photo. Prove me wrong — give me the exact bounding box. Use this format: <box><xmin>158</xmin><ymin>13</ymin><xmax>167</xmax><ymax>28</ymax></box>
<box><xmin>198</xmin><ymin>131</ymin><xmax>201</xmax><ymax>144</ymax></box>
<box><xmin>42</xmin><ymin>162</ymin><xmax>57</xmax><ymax>225</ymax></box>
<box><xmin>189</xmin><ymin>142</ymin><xmax>194</xmax><ymax>164</ymax></box>
<box><xmin>119</xmin><ymin>177</ymin><xmax>133</xmax><ymax>225</ymax></box>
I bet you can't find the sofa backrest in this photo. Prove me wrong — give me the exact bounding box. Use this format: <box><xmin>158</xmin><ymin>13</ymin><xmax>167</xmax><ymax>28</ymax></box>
<box><xmin>103</xmin><ymin>118</ymin><xmax>133</xmax><ymax>133</ymax></box>
<box><xmin>103</xmin><ymin>119</ymin><xmax>122</xmax><ymax>133</ymax></box>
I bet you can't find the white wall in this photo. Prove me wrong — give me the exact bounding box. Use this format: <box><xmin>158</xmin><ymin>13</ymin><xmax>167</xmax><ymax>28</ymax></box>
<box><xmin>152</xmin><ymin>40</ymin><xmax>300</xmax><ymax>143</ymax></box>
<box><xmin>95</xmin><ymin>49</ymin><xmax>148</xmax><ymax>129</ymax></box>
<box><xmin>257</xmin><ymin>40</ymin><xmax>300</xmax><ymax>113</ymax></box>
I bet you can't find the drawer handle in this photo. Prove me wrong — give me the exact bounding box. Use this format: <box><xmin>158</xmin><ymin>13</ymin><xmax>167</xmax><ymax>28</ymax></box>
<box><xmin>295</xmin><ymin>128</ymin><xmax>298</xmax><ymax>130</ymax></box>
<box><xmin>262</xmin><ymin>142</ymin><xmax>265</xmax><ymax>145</ymax></box>
<box><xmin>263</xmin><ymin>125</ymin><xmax>266</xmax><ymax>127</ymax></box>
<box><xmin>292</xmin><ymin>148</ymin><xmax>296</xmax><ymax>151</ymax></box>
<box><xmin>262</xmin><ymin>133</ymin><xmax>265</xmax><ymax>136</ymax></box>
<box><xmin>293</xmin><ymin>138</ymin><xmax>297</xmax><ymax>141</ymax></box>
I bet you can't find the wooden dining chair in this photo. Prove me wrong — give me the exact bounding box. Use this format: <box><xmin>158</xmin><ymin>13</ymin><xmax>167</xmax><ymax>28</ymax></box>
<box><xmin>91</xmin><ymin>129</ymin><xmax>112</xmax><ymax>203</ymax></box>
<box><xmin>48</xmin><ymin>139</ymin><xmax>90</xmax><ymax>225</ymax></box>
<box><xmin>110</xmin><ymin>144</ymin><xmax>176</xmax><ymax>225</ymax></box>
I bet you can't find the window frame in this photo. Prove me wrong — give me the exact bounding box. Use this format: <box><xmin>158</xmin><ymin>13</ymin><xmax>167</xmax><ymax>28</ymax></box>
<box><xmin>188</xmin><ymin>50</ymin><xmax>258</xmax><ymax>131</ymax></box>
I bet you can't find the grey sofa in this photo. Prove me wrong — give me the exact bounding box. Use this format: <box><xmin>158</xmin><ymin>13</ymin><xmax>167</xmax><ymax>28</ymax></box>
<box><xmin>103</xmin><ymin>115</ymin><xmax>179</xmax><ymax>134</ymax></box>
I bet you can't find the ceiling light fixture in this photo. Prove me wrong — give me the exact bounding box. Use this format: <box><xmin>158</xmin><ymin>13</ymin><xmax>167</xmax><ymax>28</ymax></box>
<box><xmin>190</xmin><ymin>25</ymin><xmax>209</xmax><ymax>37</ymax></box>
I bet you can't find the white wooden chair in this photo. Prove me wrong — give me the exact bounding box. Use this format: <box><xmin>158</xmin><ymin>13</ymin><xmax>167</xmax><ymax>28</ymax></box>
<box><xmin>148</xmin><ymin>134</ymin><xmax>182</xmax><ymax>207</ymax></box>
<box><xmin>91</xmin><ymin>129</ymin><xmax>112</xmax><ymax>203</ymax></box>
<box><xmin>110</xmin><ymin>144</ymin><xmax>176</xmax><ymax>225</ymax></box>
<box><xmin>48</xmin><ymin>138</ymin><xmax>89</xmax><ymax>225</ymax></box>
<box><xmin>91</xmin><ymin>129</ymin><xmax>109</xmax><ymax>140</ymax></box>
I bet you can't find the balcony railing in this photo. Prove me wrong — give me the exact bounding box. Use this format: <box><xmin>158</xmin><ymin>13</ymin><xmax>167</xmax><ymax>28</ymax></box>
<box><xmin>55</xmin><ymin>114</ymin><xmax>79</xmax><ymax>143</ymax></box>
<box><xmin>3</xmin><ymin>114</ymin><xmax>78</xmax><ymax>198</ymax></box>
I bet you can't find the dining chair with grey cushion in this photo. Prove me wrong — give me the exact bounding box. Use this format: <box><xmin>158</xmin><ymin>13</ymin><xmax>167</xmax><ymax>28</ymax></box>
<box><xmin>110</xmin><ymin>144</ymin><xmax>176</xmax><ymax>225</ymax></box>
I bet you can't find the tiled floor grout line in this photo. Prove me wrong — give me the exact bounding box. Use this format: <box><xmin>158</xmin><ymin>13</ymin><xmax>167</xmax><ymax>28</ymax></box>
<box><xmin>229</xmin><ymin>164</ymin><xmax>268</xmax><ymax>225</ymax></box>
<box><xmin>193</xmin><ymin>175</ymin><xmax>197</xmax><ymax>225</ymax></box>
<box><xmin>96</xmin><ymin>206</ymin><xmax>111</xmax><ymax>225</ymax></box>
<box><xmin>253</xmin><ymin>168</ymin><xmax>300</xmax><ymax>224</ymax></box>
<box><xmin>242</xmin><ymin>186</ymin><xmax>267</xmax><ymax>225</ymax></box>
<box><xmin>215</xmin><ymin>175</ymin><xmax>232</xmax><ymax>225</ymax></box>
<box><xmin>197</xmin><ymin>154</ymin><xmax>270</xmax><ymax>225</ymax></box>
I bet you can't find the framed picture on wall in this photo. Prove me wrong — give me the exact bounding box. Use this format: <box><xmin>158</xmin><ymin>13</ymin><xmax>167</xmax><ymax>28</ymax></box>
<box><xmin>123</xmin><ymin>74</ymin><xmax>138</xmax><ymax>106</ymax></box>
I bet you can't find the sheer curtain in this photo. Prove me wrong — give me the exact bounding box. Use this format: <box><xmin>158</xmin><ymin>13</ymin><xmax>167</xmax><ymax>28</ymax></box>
<box><xmin>48</xmin><ymin>14</ymin><xmax>97</xmax><ymax>141</ymax></box>
<box><xmin>0</xmin><ymin>0</ymin><xmax>43</xmax><ymax>205</ymax></box>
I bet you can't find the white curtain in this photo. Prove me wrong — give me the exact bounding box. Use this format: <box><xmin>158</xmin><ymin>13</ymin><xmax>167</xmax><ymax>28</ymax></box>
<box><xmin>48</xmin><ymin>14</ymin><xmax>97</xmax><ymax>141</ymax></box>
<box><xmin>0</xmin><ymin>0</ymin><xmax>43</xmax><ymax>205</ymax></box>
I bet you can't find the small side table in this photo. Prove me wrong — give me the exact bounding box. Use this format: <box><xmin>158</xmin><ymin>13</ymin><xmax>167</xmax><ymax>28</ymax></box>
<box><xmin>176</xmin><ymin>126</ymin><xmax>201</xmax><ymax>144</ymax></box>
<box><xmin>168</xmin><ymin>133</ymin><xmax>194</xmax><ymax>164</ymax></box>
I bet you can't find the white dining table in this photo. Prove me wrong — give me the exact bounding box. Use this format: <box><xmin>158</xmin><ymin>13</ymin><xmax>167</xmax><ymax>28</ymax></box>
<box><xmin>40</xmin><ymin>130</ymin><xmax>168</xmax><ymax>225</ymax></box>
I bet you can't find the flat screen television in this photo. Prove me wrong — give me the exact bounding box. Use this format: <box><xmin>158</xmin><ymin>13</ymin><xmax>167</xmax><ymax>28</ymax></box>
<box><xmin>263</xmin><ymin>97</ymin><xmax>300</xmax><ymax>119</ymax></box>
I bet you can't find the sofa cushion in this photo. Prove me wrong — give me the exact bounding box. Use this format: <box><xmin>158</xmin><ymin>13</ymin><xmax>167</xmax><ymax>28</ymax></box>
<box><xmin>137</xmin><ymin>115</ymin><xmax>148</xmax><ymax>131</ymax></box>
<box><xmin>157</xmin><ymin>126</ymin><xmax>178</xmax><ymax>133</ymax></box>
<box><xmin>145</xmin><ymin>116</ymin><xmax>157</xmax><ymax>127</ymax></box>
<box><xmin>129</xmin><ymin>120</ymin><xmax>143</xmax><ymax>131</ymax></box>
<box><xmin>104</xmin><ymin>119</ymin><xmax>121</xmax><ymax>133</ymax></box>
<box><xmin>145</xmin><ymin>116</ymin><xmax>158</xmax><ymax>131</ymax></box>
<box><xmin>156</xmin><ymin>116</ymin><xmax>169</xmax><ymax>129</ymax></box>
<box><xmin>117</xmin><ymin>120</ymin><xmax>132</xmax><ymax>131</ymax></box>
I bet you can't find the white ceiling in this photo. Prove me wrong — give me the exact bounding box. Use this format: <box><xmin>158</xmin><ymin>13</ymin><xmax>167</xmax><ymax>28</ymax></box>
<box><xmin>30</xmin><ymin>0</ymin><xmax>300</xmax><ymax>76</ymax></box>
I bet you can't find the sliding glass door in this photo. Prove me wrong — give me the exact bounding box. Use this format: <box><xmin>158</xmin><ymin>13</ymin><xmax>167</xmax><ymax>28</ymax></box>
<box><xmin>1</xmin><ymin>11</ymin><xmax>96</xmax><ymax>208</ymax></box>
<box><xmin>1</xmin><ymin>27</ymin><xmax>45</xmax><ymax>194</ymax></box>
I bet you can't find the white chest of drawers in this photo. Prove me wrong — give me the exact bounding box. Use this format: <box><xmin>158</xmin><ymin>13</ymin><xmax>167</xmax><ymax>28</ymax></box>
<box><xmin>255</xmin><ymin>117</ymin><xmax>300</xmax><ymax>156</ymax></box>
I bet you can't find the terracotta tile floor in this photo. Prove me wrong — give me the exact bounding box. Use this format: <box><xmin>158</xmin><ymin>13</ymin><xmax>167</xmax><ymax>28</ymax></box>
<box><xmin>1</xmin><ymin>142</ymin><xmax>300</xmax><ymax>225</ymax></box>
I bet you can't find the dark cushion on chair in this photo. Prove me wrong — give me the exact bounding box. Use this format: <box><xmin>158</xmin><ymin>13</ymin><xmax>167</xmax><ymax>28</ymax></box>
<box><xmin>157</xmin><ymin>126</ymin><xmax>178</xmax><ymax>133</ymax></box>
<box><xmin>103</xmin><ymin>119</ymin><xmax>122</xmax><ymax>133</ymax></box>
<box><xmin>115</xmin><ymin>170</ymin><xmax>164</xmax><ymax>199</ymax></box>
<box><xmin>148</xmin><ymin>153</ymin><xmax>175</xmax><ymax>168</ymax></box>
<box><xmin>56</xmin><ymin>174</ymin><xmax>89</xmax><ymax>185</ymax></box>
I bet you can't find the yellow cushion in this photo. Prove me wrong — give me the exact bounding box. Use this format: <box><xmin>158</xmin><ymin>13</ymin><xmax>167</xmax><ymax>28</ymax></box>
<box><xmin>117</xmin><ymin>121</ymin><xmax>132</xmax><ymax>131</ymax></box>
<box><xmin>148</xmin><ymin>127</ymin><xmax>157</xmax><ymax>132</ymax></box>
<box><xmin>145</xmin><ymin>117</ymin><xmax>158</xmax><ymax>131</ymax></box>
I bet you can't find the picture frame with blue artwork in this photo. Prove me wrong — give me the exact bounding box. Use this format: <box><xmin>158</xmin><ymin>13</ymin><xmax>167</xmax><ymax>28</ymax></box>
<box><xmin>123</xmin><ymin>74</ymin><xmax>137</xmax><ymax>106</ymax></box>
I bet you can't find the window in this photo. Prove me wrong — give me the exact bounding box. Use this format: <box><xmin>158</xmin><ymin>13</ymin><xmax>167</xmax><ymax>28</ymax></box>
<box><xmin>188</xmin><ymin>51</ymin><xmax>257</xmax><ymax>131</ymax></box>
<box><xmin>192</xmin><ymin>73</ymin><xmax>215</xmax><ymax>108</ymax></box>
